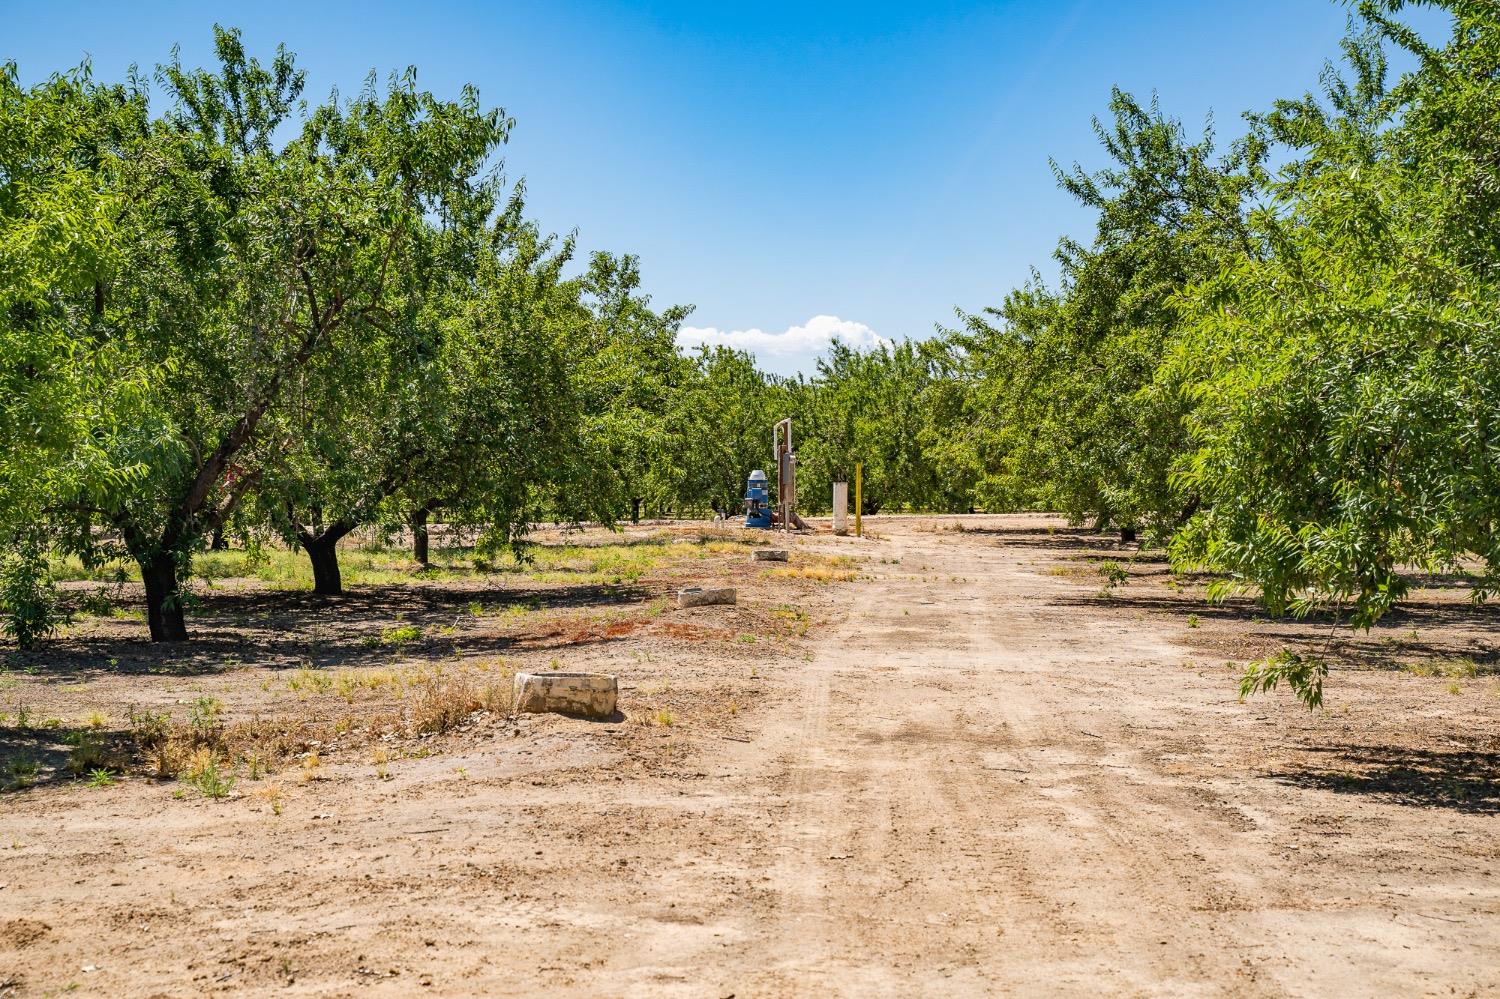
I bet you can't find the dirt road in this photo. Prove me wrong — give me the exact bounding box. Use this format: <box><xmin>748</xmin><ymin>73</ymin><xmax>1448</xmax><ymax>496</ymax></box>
<box><xmin>3</xmin><ymin>516</ymin><xmax>1497</xmax><ymax>996</ymax></box>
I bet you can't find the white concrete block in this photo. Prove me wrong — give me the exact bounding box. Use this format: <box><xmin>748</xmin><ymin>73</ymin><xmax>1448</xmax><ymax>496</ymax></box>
<box><xmin>513</xmin><ymin>672</ymin><xmax>618</xmax><ymax>719</ymax></box>
<box><xmin>678</xmin><ymin>586</ymin><xmax>737</xmax><ymax>608</ymax></box>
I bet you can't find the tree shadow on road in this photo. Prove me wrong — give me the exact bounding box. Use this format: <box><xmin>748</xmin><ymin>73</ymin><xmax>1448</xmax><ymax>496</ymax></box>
<box><xmin>1266</xmin><ymin>743</ymin><xmax>1500</xmax><ymax>814</ymax></box>
<box><xmin>945</xmin><ymin>523</ymin><xmax>1141</xmax><ymax>554</ymax></box>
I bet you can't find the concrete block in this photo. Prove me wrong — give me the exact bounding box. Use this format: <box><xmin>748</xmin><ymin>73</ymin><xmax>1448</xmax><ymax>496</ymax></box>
<box><xmin>753</xmin><ymin>549</ymin><xmax>789</xmax><ymax>562</ymax></box>
<box><xmin>678</xmin><ymin>586</ymin><xmax>737</xmax><ymax>608</ymax></box>
<box><xmin>513</xmin><ymin>672</ymin><xmax>618</xmax><ymax>719</ymax></box>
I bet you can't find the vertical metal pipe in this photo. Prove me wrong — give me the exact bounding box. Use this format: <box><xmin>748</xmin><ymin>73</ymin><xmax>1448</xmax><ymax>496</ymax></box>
<box><xmin>855</xmin><ymin>462</ymin><xmax>863</xmax><ymax>538</ymax></box>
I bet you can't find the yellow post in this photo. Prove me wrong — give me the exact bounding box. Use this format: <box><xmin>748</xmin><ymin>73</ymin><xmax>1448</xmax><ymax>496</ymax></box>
<box><xmin>854</xmin><ymin>463</ymin><xmax>863</xmax><ymax>538</ymax></box>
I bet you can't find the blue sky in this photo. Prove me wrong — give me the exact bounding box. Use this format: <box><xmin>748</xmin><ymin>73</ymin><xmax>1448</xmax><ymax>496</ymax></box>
<box><xmin>2</xmin><ymin>1</ymin><xmax>1449</xmax><ymax>375</ymax></box>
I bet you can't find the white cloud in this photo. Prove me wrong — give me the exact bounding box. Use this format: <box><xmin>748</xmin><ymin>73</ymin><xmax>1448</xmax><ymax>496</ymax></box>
<box><xmin>677</xmin><ymin>314</ymin><xmax>889</xmax><ymax>358</ymax></box>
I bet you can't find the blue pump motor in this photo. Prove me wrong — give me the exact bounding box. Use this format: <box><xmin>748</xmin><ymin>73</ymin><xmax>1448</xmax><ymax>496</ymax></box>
<box><xmin>744</xmin><ymin>469</ymin><xmax>772</xmax><ymax>528</ymax></box>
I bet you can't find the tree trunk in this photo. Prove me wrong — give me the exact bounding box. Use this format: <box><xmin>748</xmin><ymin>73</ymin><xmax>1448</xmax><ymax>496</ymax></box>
<box><xmin>302</xmin><ymin>535</ymin><xmax>343</xmax><ymax>594</ymax></box>
<box><xmin>299</xmin><ymin>521</ymin><xmax>357</xmax><ymax>595</ymax></box>
<box><xmin>140</xmin><ymin>554</ymin><xmax>188</xmax><ymax>642</ymax></box>
<box><xmin>209</xmin><ymin>526</ymin><xmax>227</xmax><ymax>551</ymax></box>
<box><xmin>631</xmin><ymin>497</ymin><xmax>641</xmax><ymax>524</ymax></box>
<box><xmin>411</xmin><ymin>507</ymin><xmax>430</xmax><ymax>566</ymax></box>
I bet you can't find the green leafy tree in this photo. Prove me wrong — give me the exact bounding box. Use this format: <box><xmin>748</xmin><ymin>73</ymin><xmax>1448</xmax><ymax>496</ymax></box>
<box><xmin>27</xmin><ymin>29</ymin><xmax>507</xmax><ymax>639</ymax></box>
<box><xmin>796</xmin><ymin>339</ymin><xmax>969</xmax><ymax>514</ymax></box>
<box><xmin>242</xmin><ymin>83</ymin><xmax>515</xmax><ymax>592</ymax></box>
<box><xmin>954</xmin><ymin>90</ymin><xmax>1253</xmax><ymax>539</ymax></box>
<box><xmin>662</xmin><ymin>346</ymin><xmax>787</xmax><ymax>517</ymax></box>
<box><xmin>1170</xmin><ymin>5</ymin><xmax>1500</xmax><ymax>645</ymax></box>
<box><xmin>0</xmin><ymin>64</ymin><xmax>145</xmax><ymax>554</ymax></box>
<box><xmin>395</xmin><ymin>209</ymin><xmax>597</xmax><ymax>567</ymax></box>
<box><xmin>566</xmin><ymin>252</ymin><xmax>695</xmax><ymax>521</ymax></box>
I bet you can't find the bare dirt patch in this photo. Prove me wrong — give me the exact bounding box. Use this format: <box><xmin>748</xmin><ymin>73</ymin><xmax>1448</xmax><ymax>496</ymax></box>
<box><xmin>1</xmin><ymin>516</ymin><xmax>1496</xmax><ymax>996</ymax></box>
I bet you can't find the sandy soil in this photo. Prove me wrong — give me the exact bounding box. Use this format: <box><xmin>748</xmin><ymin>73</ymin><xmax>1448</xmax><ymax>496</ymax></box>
<box><xmin>2</xmin><ymin>515</ymin><xmax>1498</xmax><ymax>997</ymax></box>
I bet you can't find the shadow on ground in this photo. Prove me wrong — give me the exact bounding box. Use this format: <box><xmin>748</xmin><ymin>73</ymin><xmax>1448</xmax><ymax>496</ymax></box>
<box><xmin>1267</xmin><ymin>743</ymin><xmax>1500</xmax><ymax>814</ymax></box>
<box><xmin>7</xmin><ymin>581</ymin><xmax>653</xmax><ymax>682</ymax></box>
<box><xmin>975</xmin><ymin>523</ymin><xmax>1499</xmax><ymax>672</ymax></box>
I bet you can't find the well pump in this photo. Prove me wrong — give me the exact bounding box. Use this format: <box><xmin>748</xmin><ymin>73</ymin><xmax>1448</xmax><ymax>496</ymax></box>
<box><xmin>745</xmin><ymin>417</ymin><xmax>806</xmax><ymax>530</ymax></box>
<box><xmin>744</xmin><ymin>469</ymin><xmax>772</xmax><ymax>528</ymax></box>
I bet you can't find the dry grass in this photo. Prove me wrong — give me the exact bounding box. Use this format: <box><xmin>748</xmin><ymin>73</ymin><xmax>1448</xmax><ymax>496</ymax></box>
<box><xmin>10</xmin><ymin>521</ymin><xmax>840</xmax><ymax>796</ymax></box>
<box><xmin>1401</xmin><ymin>657</ymin><xmax>1488</xmax><ymax>679</ymax></box>
<box><xmin>763</xmin><ymin>551</ymin><xmax>859</xmax><ymax>584</ymax></box>
<box><xmin>771</xmin><ymin>604</ymin><xmax>811</xmax><ymax>635</ymax></box>
<box><xmin>106</xmin><ymin>658</ymin><xmax>518</xmax><ymax>792</ymax></box>
<box><xmin>182</xmin><ymin>747</ymin><xmax>235</xmax><ymax>798</ymax></box>
<box><xmin>257</xmin><ymin>784</ymin><xmax>284</xmax><ymax>815</ymax></box>
<box><xmin>916</xmin><ymin>521</ymin><xmax>973</xmax><ymax>534</ymax></box>
<box><xmin>666</xmin><ymin>525</ymin><xmax>768</xmax><ymax>546</ymax></box>
<box><xmin>54</xmin><ymin>522</ymin><xmax>764</xmax><ymax>595</ymax></box>
<box><xmin>766</xmin><ymin>565</ymin><xmax>858</xmax><ymax>583</ymax></box>
<box><xmin>64</xmin><ymin>732</ymin><xmax>118</xmax><ymax>776</ymax></box>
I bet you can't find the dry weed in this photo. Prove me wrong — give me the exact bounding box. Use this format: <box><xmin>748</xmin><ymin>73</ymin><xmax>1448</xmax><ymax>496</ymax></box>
<box><xmin>372</xmin><ymin>746</ymin><xmax>393</xmax><ymax>781</ymax></box>
<box><xmin>258</xmin><ymin>784</ymin><xmax>284</xmax><ymax>815</ymax></box>
<box><xmin>403</xmin><ymin>661</ymin><xmax>513</xmax><ymax>735</ymax></box>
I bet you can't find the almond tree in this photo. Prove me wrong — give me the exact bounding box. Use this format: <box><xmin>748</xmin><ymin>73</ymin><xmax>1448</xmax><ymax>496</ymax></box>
<box><xmin>0</xmin><ymin>63</ymin><xmax>136</xmax><ymax>644</ymax></box>
<box><xmin>1170</xmin><ymin>3</ymin><xmax>1500</xmax><ymax>704</ymax></box>
<box><xmin>564</xmin><ymin>252</ymin><xmax>695</xmax><ymax>523</ymax></box>
<box><xmin>253</xmin><ymin>202</ymin><xmax>598</xmax><ymax>592</ymax></box>
<box><xmin>951</xmin><ymin>90</ymin><xmax>1253</xmax><ymax>541</ymax></box>
<box><xmin>28</xmin><ymin>28</ymin><xmax>507</xmax><ymax>640</ymax></box>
